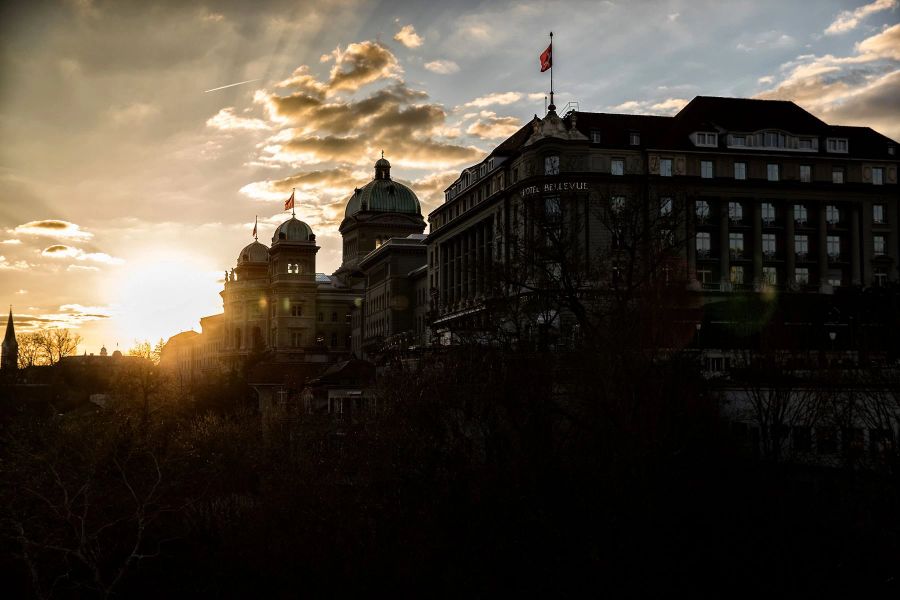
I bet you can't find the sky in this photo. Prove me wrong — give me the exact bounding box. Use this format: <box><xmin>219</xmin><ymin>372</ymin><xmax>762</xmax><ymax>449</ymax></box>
<box><xmin>1</xmin><ymin>0</ymin><xmax>898</xmax><ymax>354</ymax></box>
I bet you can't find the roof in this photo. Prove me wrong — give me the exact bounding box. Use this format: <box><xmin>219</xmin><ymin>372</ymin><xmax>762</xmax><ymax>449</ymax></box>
<box><xmin>237</xmin><ymin>240</ymin><xmax>269</xmax><ymax>264</ymax></box>
<box><xmin>345</xmin><ymin>158</ymin><xmax>421</xmax><ymax>218</ymax></box>
<box><xmin>272</xmin><ymin>217</ymin><xmax>314</xmax><ymax>244</ymax></box>
<box><xmin>307</xmin><ymin>359</ymin><xmax>375</xmax><ymax>386</ymax></box>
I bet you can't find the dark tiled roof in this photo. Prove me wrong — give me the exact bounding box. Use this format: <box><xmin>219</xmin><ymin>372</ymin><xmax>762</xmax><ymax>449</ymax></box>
<box><xmin>490</xmin><ymin>117</ymin><xmax>541</xmax><ymax>157</ymax></box>
<box><xmin>675</xmin><ymin>96</ymin><xmax>830</xmax><ymax>134</ymax></box>
<box><xmin>571</xmin><ymin>112</ymin><xmax>672</xmax><ymax>148</ymax></box>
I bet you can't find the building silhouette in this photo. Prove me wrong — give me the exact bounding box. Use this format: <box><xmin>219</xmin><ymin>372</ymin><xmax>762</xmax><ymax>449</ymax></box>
<box><xmin>1</xmin><ymin>307</ymin><xmax>17</xmax><ymax>373</ymax></box>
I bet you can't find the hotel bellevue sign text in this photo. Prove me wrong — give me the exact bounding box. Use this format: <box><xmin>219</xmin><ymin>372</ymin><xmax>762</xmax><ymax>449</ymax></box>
<box><xmin>521</xmin><ymin>181</ymin><xmax>590</xmax><ymax>196</ymax></box>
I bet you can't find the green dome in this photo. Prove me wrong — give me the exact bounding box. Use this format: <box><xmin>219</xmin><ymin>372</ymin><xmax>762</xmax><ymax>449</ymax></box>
<box><xmin>271</xmin><ymin>217</ymin><xmax>314</xmax><ymax>243</ymax></box>
<box><xmin>344</xmin><ymin>157</ymin><xmax>421</xmax><ymax>218</ymax></box>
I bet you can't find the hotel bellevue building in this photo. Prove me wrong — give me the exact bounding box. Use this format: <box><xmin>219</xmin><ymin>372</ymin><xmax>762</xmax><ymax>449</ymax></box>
<box><xmin>426</xmin><ymin>96</ymin><xmax>899</xmax><ymax>347</ymax></box>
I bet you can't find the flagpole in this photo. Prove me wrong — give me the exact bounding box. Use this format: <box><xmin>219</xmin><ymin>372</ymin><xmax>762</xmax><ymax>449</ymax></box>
<box><xmin>549</xmin><ymin>31</ymin><xmax>554</xmax><ymax>110</ymax></box>
<box><xmin>292</xmin><ymin>188</ymin><xmax>296</xmax><ymax>217</ymax></box>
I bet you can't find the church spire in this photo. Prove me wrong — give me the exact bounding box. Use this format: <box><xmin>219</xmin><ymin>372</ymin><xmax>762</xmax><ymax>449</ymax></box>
<box><xmin>1</xmin><ymin>306</ymin><xmax>18</xmax><ymax>371</ymax></box>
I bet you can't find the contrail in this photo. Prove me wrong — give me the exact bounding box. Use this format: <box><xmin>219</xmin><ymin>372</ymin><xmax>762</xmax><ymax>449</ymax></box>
<box><xmin>203</xmin><ymin>78</ymin><xmax>262</xmax><ymax>93</ymax></box>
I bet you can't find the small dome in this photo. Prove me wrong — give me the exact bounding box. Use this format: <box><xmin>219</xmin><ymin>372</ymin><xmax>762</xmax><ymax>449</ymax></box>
<box><xmin>345</xmin><ymin>157</ymin><xmax>421</xmax><ymax>218</ymax></box>
<box><xmin>272</xmin><ymin>217</ymin><xmax>314</xmax><ymax>244</ymax></box>
<box><xmin>100</xmin><ymin>345</ymin><xmax>108</xmax><ymax>356</ymax></box>
<box><xmin>112</xmin><ymin>350</ymin><xmax>123</xmax><ymax>358</ymax></box>
<box><xmin>237</xmin><ymin>240</ymin><xmax>269</xmax><ymax>264</ymax></box>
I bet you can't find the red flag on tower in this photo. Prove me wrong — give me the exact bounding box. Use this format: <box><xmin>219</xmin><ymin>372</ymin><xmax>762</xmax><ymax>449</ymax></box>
<box><xmin>284</xmin><ymin>190</ymin><xmax>295</xmax><ymax>212</ymax></box>
<box><xmin>540</xmin><ymin>43</ymin><xmax>552</xmax><ymax>72</ymax></box>
<box><xmin>252</xmin><ymin>216</ymin><xmax>257</xmax><ymax>239</ymax></box>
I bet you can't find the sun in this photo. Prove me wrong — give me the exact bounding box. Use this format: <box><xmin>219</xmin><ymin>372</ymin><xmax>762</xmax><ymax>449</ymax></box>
<box><xmin>111</xmin><ymin>253</ymin><xmax>223</xmax><ymax>344</ymax></box>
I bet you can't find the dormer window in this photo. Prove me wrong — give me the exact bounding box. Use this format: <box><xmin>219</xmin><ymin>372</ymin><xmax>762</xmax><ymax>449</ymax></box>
<box><xmin>827</xmin><ymin>138</ymin><xmax>848</xmax><ymax>153</ymax></box>
<box><xmin>731</xmin><ymin>135</ymin><xmax>746</xmax><ymax>147</ymax></box>
<box><xmin>590</xmin><ymin>130</ymin><xmax>601</xmax><ymax>143</ymax></box>
<box><xmin>695</xmin><ymin>132</ymin><xmax>717</xmax><ymax>147</ymax></box>
<box><xmin>629</xmin><ymin>131</ymin><xmax>641</xmax><ymax>145</ymax></box>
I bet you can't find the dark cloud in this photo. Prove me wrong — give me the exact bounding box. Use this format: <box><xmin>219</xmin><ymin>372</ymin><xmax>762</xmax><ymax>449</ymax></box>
<box><xmin>323</xmin><ymin>41</ymin><xmax>400</xmax><ymax>92</ymax></box>
<box><xmin>13</xmin><ymin>220</ymin><xmax>93</xmax><ymax>240</ymax></box>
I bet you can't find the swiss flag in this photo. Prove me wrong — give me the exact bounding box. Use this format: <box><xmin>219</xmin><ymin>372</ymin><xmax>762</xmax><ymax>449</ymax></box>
<box><xmin>540</xmin><ymin>43</ymin><xmax>552</xmax><ymax>72</ymax></box>
<box><xmin>284</xmin><ymin>190</ymin><xmax>295</xmax><ymax>211</ymax></box>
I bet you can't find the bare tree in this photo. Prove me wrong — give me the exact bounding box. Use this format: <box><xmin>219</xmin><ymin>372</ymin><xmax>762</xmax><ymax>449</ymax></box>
<box><xmin>17</xmin><ymin>332</ymin><xmax>47</xmax><ymax>368</ymax></box>
<box><xmin>127</xmin><ymin>339</ymin><xmax>164</xmax><ymax>365</ymax></box>
<box><xmin>36</xmin><ymin>329</ymin><xmax>82</xmax><ymax>365</ymax></box>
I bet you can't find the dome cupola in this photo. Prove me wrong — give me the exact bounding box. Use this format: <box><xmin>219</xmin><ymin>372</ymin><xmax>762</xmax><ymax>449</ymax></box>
<box><xmin>272</xmin><ymin>217</ymin><xmax>315</xmax><ymax>244</ymax></box>
<box><xmin>344</xmin><ymin>155</ymin><xmax>421</xmax><ymax>218</ymax></box>
<box><xmin>237</xmin><ymin>240</ymin><xmax>270</xmax><ymax>264</ymax></box>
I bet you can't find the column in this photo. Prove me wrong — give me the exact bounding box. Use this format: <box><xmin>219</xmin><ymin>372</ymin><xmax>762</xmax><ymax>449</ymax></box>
<box><xmin>818</xmin><ymin>205</ymin><xmax>829</xmax><ymax>291</ymax></box>
<box><xmin>752</xmin><ymin>201</ymin><xmax>763</xmax><ymax>289</ymax></box>
<box><xmin>719</xmin><ymin>200</ymin><xmax>730</xmax><ymax>290</ymax></box>
<box><xmin>851</xmin><ymin>205</ymin><xmax>861</xmax><ymax>285</ymax></box>
<box><xmin>785</xmin><ymin>204</ymin><xmax>796</xmax><ymax>288</ymax></box>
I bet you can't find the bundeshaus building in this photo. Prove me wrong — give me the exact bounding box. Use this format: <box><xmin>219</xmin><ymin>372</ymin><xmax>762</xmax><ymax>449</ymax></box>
<box><xmin>426</xmin><ymin>96</ymin><xmax>899</xmax><ymax>347</ymax></box>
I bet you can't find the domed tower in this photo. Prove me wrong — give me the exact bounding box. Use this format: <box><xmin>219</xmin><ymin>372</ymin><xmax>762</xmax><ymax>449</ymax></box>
<box><xmin>222</xmin><ymin>238</ymin><xmax>271</xmax><ymax>357</ymax></box>
<box><xmin>337</xmin><ymin>156</ymin><xmax>426</xmax><ymax>276</ymax></box>
<box><xmin>268</xmin><ymin>216</ymin><xmax>319</xmax><ymax>358</ymax></box>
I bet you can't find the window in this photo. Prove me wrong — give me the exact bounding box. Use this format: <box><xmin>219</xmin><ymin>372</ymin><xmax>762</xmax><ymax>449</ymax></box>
<box><xmin>610</xmin><ymin>195</ymin><xmax>625</xmax><ymax>213</ymax></box>
<box><xmin>826</xmin><ymin>205</ymin><xmax>840</xmax><ymax>225</ymax></box>
<box><xmin>794</xmin><ymin>205</ymin><xmax>808</xmax><ymax>225</ymax></box>
<box><xmin>330</xmin><ymin>333</ymin><xmax>337</xmax><ymax>347</ymax></box>
<box><xmin>544</xmin><ymin>155</ymin><xmax>560</xmax><ymax>175</ymax></box>
<box><xmin>696</xmin><ymin>232</ymin><xmax>711</xmax><ymax>256</ymax></box>
<box><xmin>827</xmin><ymin>138</ymin><xmax>848</xmax><ymax>153</ymax></box>
<box><xmin>590</xmin><ymin>130</ymin><xmax>601</xmax><ymax>143</ymax></box>
<box><xmin>729</xmin><ymin>233</ymin><xmax>744</xmax><ymax>258</ymax></box>
<box><xmin>317</xmin><ymin>312</ymin><xmax>323</xmax><ymax>322</ymax></box>
<box><xmin>827</xmin><ymin>235</ymin><xmax>840</xmax><ymax>259</ymax></box>
<box><xmin>630</xmin><ymin>131</ymin><xmax>641</xmax><ymax>145</ymax></box>
<box><xmin>828</xmin><ymin>270</ymin><xmax>842</xmax><ymax>287</ymax></box>
<box><xmin>659</xmin><ymin>197</ymin><xmax>672</xmax><ymax>217</ymax></box>
<box><xmin>762</xmin><ymin>233</ymin><xmax>776</xmax><ymax>257</ymax></box>
<box><xmin>874</xmin><ymin>235</ymin><xmax>886</xmax><ymax>256</ymax></box>
<box><xmin>874</xmin><ymin>268</ymin><xmax>888</xmax><ymax>287</ymax></box>
<box><xmin>832</xmin><ymin>168</ymin><xmax>844</xmax><ymax>184</ymax></box>
<box><xmin>799</xmin><ymin>138</ymin><xmax>813</xmax><ymax>151</ymax></box>
<box><xmin>611</xmin><ymin>158</ymin><xmax>624</xmax><ymax>176</ymax></box>
<box><xmin>795</xmin><ymin>267</ymin><xmax>809</xmax><ymax>285</ymax></box>
<box><xmin>695</xmin><ymin>200</ymin><xmax>710</xmax><ymax>221</ymax></box>
<box><xmin>731</xmin><ymin>135</ymin><xmax>746</xmax><ymax>147</ymax></box>
<box><xmin>287</xmin><ymin>263</ymin><xmax>303</xmax><ymax>274</ymax></box>
<box><xmin>761</xmin><ymin>203</ymin><xmax>775</xmax><ymax>224</ymax></box>
<box><xmin>290</xmin><ymin>304</ymin><xmax>302</xmax><ymax>317</ymax></box>
<box><xmin>331</xmin><ymin>311</ymin><xmax>338</xmax><ymax>322</ymax></box>
<box><xmin>660</xmin><ymin>158</ymin><xmax>673</xmax><ymax>177</ymax></box>
<box><xmin>698</xmin><ymin>269</ymin><xmax>712</xmax><ymax>284</ymax></box>
<box><xmin>730</xmin><ymin>266</ymin><xmax>744</xmax><ymax>284</ymax></box>
<box><xmin>696</xmin><ymin>132</ymin><xmax>717</xmax><ymax>146</ymax></box>
<box><xmin>874</xmin><ymin>204</ymin><xmax>885</xmax><ymax>224</ymax></box>
<box><xmin>767</xmin><ymin>163</ymin><xmax>779</xmax><ymax>181</ymax></box>
<box><xmin>544</xmin><ymin>195</ymin><xmax>561</xmax><ymax>220</ymax></box>
<box><xmin>763</xmin><ymin>267</ymin><xmax>777</xmax><ymax>285</ymax></box>
<box><xmin>290</xmin><ymin>330</ymin><xmax>303</xmax><ymax>347</ymax></box>
<box><xmin>795</xmin><ymin>235</ymin><xmax>809</xmax><ymax>257</ymax></box>
<box><xmin>728</xmin><ymin>201</ymin><xmax>743</xmax><ymax>223</ymax></box>
<box><xmin>701</xmin><ymin>160</ymin><xmax>714</xmax><ymax>179</ymax></box>
<box><xmin>873</xmin><ymin>167</ymin><xmax>884</xmax><ymax>185</ymax></box>
<box><xmin>734</xmin><ymin>162</ymin><xmax>746</xmax><ymax>180</ymax></box>
<box><xmin>800</xmin><ymin>165</ymin><xmax>811</xmax><ymax>183</ymax></box>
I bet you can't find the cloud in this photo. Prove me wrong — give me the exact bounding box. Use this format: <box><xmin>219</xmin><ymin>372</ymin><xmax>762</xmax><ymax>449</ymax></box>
<box><xmin>108</xmin><ymin>102</ymin><xmax>159</xmax><ymax>125</ymax></box>
<box><xmin>424</xmin><ymin>59</ymin><xmax>460</xmax><ymax>74</ymax></box>
<box><xmin>206</xmin><ymin>107</ymin><xmax>271</xmax><ymax>131</ymax></box>
<box><xmin>240</xmin><ymin>167</ymin><xmax>363</xmax><ymax>202</ymax></box>
<box><xmin>825</xmin><ymin>0</ymin><xmax>897</xmax><ymax>35</ymax></box>
<box><xmin>1</xmin><ymin>239</ymin><xmax>22</xmax><ymax>245</ymax></box>
<box><xmin>409</xmin><ymin>170</ymin><xmax>458</xmax><ymax>211</ymax></box>
<box><xmin>755</xmin><ymin>25</ymin><xmax>900</xmax><ymax>139</ymax></box>
<box><xmin>13</xmin><ymin>303</ymin><xmax>117</xmax><ymax>330</ymax></box>
<box><xmin>0</xmin><ymin>255</ymin><xmax>32</xmax><ymax>271</ymax></box>
<box><xmin>67</xmin><ymin>264</ymin><xmax>100</xmax><ymax>272</ymax></box>
<box><xmin>668</xmin><ymin>12</ymin><xmax>680</xmax><ymax>22</ymax></box>
<box><xmin>465</xmin><ymin>111</ymin><xmax>521</xmax><ymax>139</ymax></box>
<box><xmin>42</xmin><ymin>244</ymin><xmax>124</xmax><ymax>265</ymax></box>
<box><xmin>16</xmin><ymin>289</ymin><xmax>28</xmax><ymax>295</ymax></box>
<box><xmin>464</xmin><ymin>92</ymin><xmax>523</xmax><ymax>108</ymax></box>
<box><xmin>322</xmin><ymin>41</ymin><xmax>401</xmax><ymax>93</ymax></box>
<box><xmin>610</xmin><ymin>98</ymin><xmax>689</xmax><ymax>115</ymax></box>
<box><xmin>394</xmin><ymin>24</ymin><xmax>423</xmax><ymax>49</ymax></box>
<box><xmin>736</xmin><ymin>30</ymin><xmax>796</xmax><ymax>52</ymax></box>
<box><xmin>13</xmin><ymin>220</ymin><xmax>93</xmax><ymax>240</ymax></box>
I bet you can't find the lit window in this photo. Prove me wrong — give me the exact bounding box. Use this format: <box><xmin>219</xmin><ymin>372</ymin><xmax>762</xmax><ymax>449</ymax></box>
<box><xmin>826</xmin><ymin>205</ymin><xmax>840</xmax><ymax>225</ymax></box>
<box><xmin>660</xmin><ymin>197</ymin><xmax>673</xmax><ymax>217</ymax></box>
<box><xmin>827</xmin><ymin>138</ymin><xmax>848</xmax><ymax>153</ymax></box>
<box><xmin>874</xmin><ymin>236</ymin><xmax>886</xmax><ymax>256</ymax></box>
<box><xmin>800</xmin><ymin>165</ymin><xmax>811</xmax><ymax>183</ymax></box>
<box><xmin>695</xmin><ymin>200</ymin><xmax>710</xmax><ymax>221</ymax></box>
<box><xmin>827</xmin><ymin>235</ymin><xmax>840</xmax><ymax>258</ymax></box>
<box><xmin>696</xmin><ymin>232</ymin><xmax>711</xmax><ymax>256</ymax></box>
<box><xmin>873</xmin><ymin>204</ymin><xmax>885</xmax><ymax>224</ymax></box>
<box><xmin>734</xmin><ymin>162</ymin><xmax>746</xmax><ymax>180</ymax></box>
<box><xmin>763</xmin><ymin>267</ymin><xmax>777</xmax><ymax>285</ymax></box>
<box><xmin>728</xmin><ymin>201</ymin><xmax>743</xmax><ymax>222</ymax></box>
<box><xmin>730</xmin><ymin>265</ymin><xmax>744</xmax><ymax>284</ymax></box>
<box><xmin>795</xmin><ymin>235</ymin><xmax>809</xmax><ymax>257</ymax></box>
<box><xmin>762</xmin><ymin>233</ymin><xmax>776</xmax><ymax>257</ymax></box>
<box><xmin>873</xmin><ymin>167</ymin><xmax>884</xmax><ymax>185</ymax></box>
<box><xmin>762</xmin><ymin>203</ymin><xmax>775</xmax><ymax>224</ymax></box>
<box><xmin>767</xmin><ymin>163</ymin><xmax>779</xmax><ymax>181</ymax></box>
<box><xmin>611</xmin><ymin>159</ymin><xmax>624</xmax><ymax>176</ymax></box>
<box><xmin>660</xmin><ymin>158</ymin><xmax>673</xmax><ymax>177</ymax></box>
<box><xmin>795</xmin><ymin>267</ymin><xmax>809</xmax><ymax>285</ymax></box>
<box><xmin>832</xmin><ymin>168</ymin><xmax>844</xmax><ymax>184</ymax></box>
<box><xmin>630</xmin><ymin>132</ymin><xmax>641</xmax><ymax>145</ymax></box>
<box><xmin>794</xmin><ymin>205</ymin><xmax>808</xmax><ymax>225</ymax></box>
<box><xmin>544</xmin><ymin>155</ymin><xmax>560</xmax><ymax>175</ymax></box>
<box><xmin>729</xmin><ymin>233</ymin><xmax>744</xmax><ymax>258</ymax></box>
<box><xmin>701</xmin><ymin>160</ymin><xmax>714</xmax><ymax>179</ymax></box>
